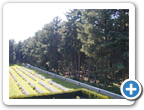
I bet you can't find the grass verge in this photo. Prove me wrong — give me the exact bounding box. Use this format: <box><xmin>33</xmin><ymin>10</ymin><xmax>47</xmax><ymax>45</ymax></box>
<box><xmin>9</xmin><ymin>89</ymin><xmax>112</xmax><ymax>99</ymax></box>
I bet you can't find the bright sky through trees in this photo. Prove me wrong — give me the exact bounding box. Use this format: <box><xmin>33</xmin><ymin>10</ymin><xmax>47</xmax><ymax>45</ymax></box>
<box><xmin>9</xmin><ymin>8</ymin><xmax>70</xmax><ymax>43</ymax></box>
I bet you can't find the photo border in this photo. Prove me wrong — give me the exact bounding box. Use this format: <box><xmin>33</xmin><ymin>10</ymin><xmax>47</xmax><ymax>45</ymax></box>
<box><xmin>3</xmin><ymin>2</ymin><xmax>135</xmax><ymax>105</ymax></box>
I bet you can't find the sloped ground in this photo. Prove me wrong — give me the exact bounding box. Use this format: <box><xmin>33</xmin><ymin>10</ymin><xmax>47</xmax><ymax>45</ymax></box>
<box><xmin>9</xmin><ymin>74</ymin><xmax>22</xmax><ymax>97</ymax></box>
<box><xmin>9</xmin><ymin>64</ymin><xmax>112</xmax><ymax>99</ymax></box>
<box><xmin>9</xmin><ymin>64</ymin><xmax>86</xmax><ymax>97</ymax></box>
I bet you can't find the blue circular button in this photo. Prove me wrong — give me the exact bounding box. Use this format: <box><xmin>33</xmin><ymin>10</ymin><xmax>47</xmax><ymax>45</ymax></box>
<box><xmin>121</xmin><ymin>79</ymin><xmax>142</xmax><ymax>100</ymax></box>
<box><xmin>123</xmin><ymin>81</ymin><xmax>139</xmax><ymax>97</ymax></box>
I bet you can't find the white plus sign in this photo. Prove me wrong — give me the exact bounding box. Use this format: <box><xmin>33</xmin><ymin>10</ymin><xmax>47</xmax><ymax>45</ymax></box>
<box><xmin>126</xmin><ymin>83</ymin><xmax>137</xmax><ymax>95</ymax></box>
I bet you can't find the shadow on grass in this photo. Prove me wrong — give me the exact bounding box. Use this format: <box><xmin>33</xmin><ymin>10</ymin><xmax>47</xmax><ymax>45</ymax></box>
<box><xmin>51</xmin><ymin>77</ymin><xmax>84</xmax><ymax>90</ymax></box>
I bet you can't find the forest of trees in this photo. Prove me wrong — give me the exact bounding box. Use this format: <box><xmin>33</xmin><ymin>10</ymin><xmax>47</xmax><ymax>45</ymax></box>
<box><xmin>9</xmin><ymin>9</ymin><xmax>129</xmax><ymax>94</ymax></box>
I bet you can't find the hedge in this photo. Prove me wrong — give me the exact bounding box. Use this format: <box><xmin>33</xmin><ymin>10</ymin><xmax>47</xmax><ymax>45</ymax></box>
<box><xmin>9</xmin><ymin>89</ymin><xmax>112</xmax><ymax>99</ymax></box>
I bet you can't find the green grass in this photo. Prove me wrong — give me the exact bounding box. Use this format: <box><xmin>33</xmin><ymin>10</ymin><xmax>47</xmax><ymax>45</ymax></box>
<box><xmin>9</xmin><ymin>64</ymin><xmax>85</xmax><ymax>97</ymax></box>
<box><xmin>9</xmin><ymin>73</ymin><xmax>22</xmax><ymax>97</ymax></box>
<box><xmin>18</xmin><ymin>65</ymin><xmax>86</xmax><ymax>90</ymax></box>
<box><xmin>9</xmin><ymin>67</ymin><xmax>37</xmax><ymax>96</ymax></box>
<box><xmin>9</xmin><ymin>64</ymin><xmax>111</xmax><ymax>98</ymax></box>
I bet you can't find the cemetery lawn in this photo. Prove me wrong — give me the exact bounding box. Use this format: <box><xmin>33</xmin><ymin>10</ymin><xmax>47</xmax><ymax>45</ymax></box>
<box><xmin>9</xmin><ymin>64</ymin><xmax>87</xmax><ymax>97</ymax></box>
<box><xmin>9</xmin><ymin>67</ymin><xmax>38</xmax><ymax>97</ymax></box>
<box><xmin>9</xmin><ymin>74</ymin><xmax>22</xmax><ymax>97</ymax></box>
<box><xmin>15</xmin><ymin>64</ymin><xmax>85</xmax><ymax>90</ymax></box>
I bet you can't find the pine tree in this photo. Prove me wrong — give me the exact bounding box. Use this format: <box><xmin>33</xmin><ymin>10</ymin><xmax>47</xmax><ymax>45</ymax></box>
<box><xmin>76</xmin><ymin>9</ymin><xmax>129</xmax><ymax>86</ymax></box>
<box><xmin>59</xmin><ymin>9</ymin><xmax>83</xmax><ymax>79</ymax></box>
<box><xmin>15</xmin><ymin>41</ymin><xmax>23</xmax><ymax>63</ymax></box>
<box><xmin>9</xmin><ymin>39</ymin><xmax>16</xmax><ymax>63</ymax></box>
<box><xmin>14</xmin><ymin>9</ymin><xmax>129</xmax><ymax>88</ymax></box>
<box><xmin>40</xmin><ymin>16</ymin><xmax>62</xmax><ymax>72</ymax></box>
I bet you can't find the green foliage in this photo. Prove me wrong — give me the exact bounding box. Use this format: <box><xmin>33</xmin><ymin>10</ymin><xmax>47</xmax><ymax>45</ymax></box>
<box><xmin>19</xmin><ymin>86</ymin><xmax>21</xmax><ymax>89</ymax></box>
<box><xmin>32</xmin><ymin>86</ymin><xmax>35</xmax><ymax>90</ymax></box>
<box><xmin>76</xmin><ymin>96</ymin><xmax>80</xmax><ymax>99</ymax></box>
<box><xmin>10</xmin><ymin>9</ymin><xmax>129</xmax><ymax>94</ymax></box>
<box><xmin>9</xmin><ymin>39</ymin><xmax>16</xmax><ymax>63</ymax></box>
<box><xmin>64</xmin><ymin>75</ymin><xmax>70</xmax><ymax>78</ymax></box>
<box><xmin>9</xmin><ymin>89</ymin><xmax>112</xmax><ymax>99</ymax></box>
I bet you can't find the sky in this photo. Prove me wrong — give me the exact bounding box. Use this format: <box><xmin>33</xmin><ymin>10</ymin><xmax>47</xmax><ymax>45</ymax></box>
<box><xmin>8</xmin><ymin>8</ymin><xmax>70</xmax><ymax>43</ymax></box>
<box><xmin>8</xmin><ymin>3</ymin><xmax>130</xmax><ymax>44</ymax></box>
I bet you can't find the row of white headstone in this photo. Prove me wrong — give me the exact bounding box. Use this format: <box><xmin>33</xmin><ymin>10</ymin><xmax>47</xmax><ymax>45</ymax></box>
<box><xmin>11</xmin><ymin>67</ymin><xmax>28</xmax><ymax>82</ymax></box>
<box><xmin>29</xmin><ymin>80</ymin><xmax>44</xmax><ymax>93</ymax></box>
<box><xmin>21</xmin><ymin>67</ymin><xmax>25</xmax><ymax>70</ymax></box>
<box><xmin>10</xmin><ymin>67</ymin><xmax>44</xmax><ymax>95</ymax></box>
<box><xmin>15</xmin><ymin>67</ymin><xmax>35</xmax><ymax>81</ymax></box>
<box><xmin>25</xmin><ymin>69</ymin><xmax>32</xmax><ymax>74</ymax></box>
<box><xmin>22</xmin><ymin>66</ymin><xmax>45</xmax><ymax>81</ymax></box>
<box><xmin>19</xmin><ymin>67</ymin><xmax>27</xmax><ymax>74</ymax></box>
<box><xmin>10</xmin><ymin>68</ymin><xmax>18</xmax><ymax>82</ymax></box>
<box><xmin>21</xmin><ymin>67</ymin><xmax>45</xmax><ymax>80</ymax></box>
<box><xmin>33</xmin><ymin>73</ymin><xmax>45</xmax><ymax>80</ymax></box>
<box><xmin>12</xmin><ymin>67</ymin><xmax>19</xmax><ymax>74</ymax></box>
<box><xmin>21</xmin><ymin>68</ymin><xmax>58</xmax><ymax>93</ymax></box>
<box><xmin>39</xmin><ymin>80</ymin><xmax>58</xmax><ymax>92</ymax></box>
<box><xmin>47</xmin><ymin>80</ymin><xmax>69</xmax><ymax>91</ymax></box>
<box><xmin>16</xmin><ymin>67</ymin><xmax>20</xmax><ymax>70</ymax></box>
<box><xmin>21</xmin><ymin>69</ymin><xmax>26</xmax><ymax>74</ymax></box>
<box><xmin>9</xmin><ymin>69</ymin><xmax>12</xmax><ymax>74</ymax></box>
<box><xmin>12</xmin><ymin>73</ymin><xmax>17</xmax><ymax>82</ymax></box>
<box><xmin>21</xmin><ymin>67</ymin><xmax>33</xmax><ymax>74</ymax></box>
<box><xmin>27</xmin><ymin>73</ymin><xmax>36</xmax><ymax>81</ymax></box>
<box><xmin>26</xmin><ymin>65</ymin><xmax>70</xmax><ymax>91</ymax></box>
<box><xmin>18</xmin><ymin>81</ymin><xmax>29</xmax><ymax>95</ymax></box>
<box><xmin>20</xmin><ymin>73</ymin><xmax>27</xmax><ymax>81</ymax></box>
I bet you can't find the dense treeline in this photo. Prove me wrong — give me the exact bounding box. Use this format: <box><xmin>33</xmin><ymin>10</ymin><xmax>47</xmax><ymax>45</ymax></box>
<box><xmin>9</xmin><ymin>9</ymin><xmax>129</xmax><ymax>89</ymax></box>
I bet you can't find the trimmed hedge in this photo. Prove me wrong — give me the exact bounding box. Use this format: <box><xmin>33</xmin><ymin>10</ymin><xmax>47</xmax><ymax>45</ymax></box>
<box><xmin>9</xmin><ymin>89</ymin><xmax>112</xmax><ymax>99</ymax></box>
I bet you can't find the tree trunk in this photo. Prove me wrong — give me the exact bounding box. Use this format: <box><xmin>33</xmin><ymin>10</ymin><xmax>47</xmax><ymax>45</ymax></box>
<box><xmin>78</xmin><ymin>53</ymin><xmax>80</xmax><ymax>80</ymax></box>
<box><xmin>104</xmin><ymin>59</ymin><xmax>108</xmax><ymax>87</ymax></box>
<box><xmin>94</xmin><ymin>63</ymin><xmax>97</xmax><ymax>83</ymax></box>
<box><xmin>104</xmin><ymin>35</ymin><xmax>108</xmax><ymax>87</ymax></box>
<box><xmin>115</xmin><ymin>73</ymin><xmax>117</xmax><ymax>83</ymax></box>
<box><xmin>55</xmin><ymin>59</ymin><xmax>58</xmax><ymax>74</ymax></box>
<box><xmin>94</xmin><ymin>76</ymin><xmax>96</xmax><ymax>83</ymax></box>
<box><xmin>74</xmin><ymin>53</ymin><xmax>76</xmax><ymax>77</ymax></box>
<box><xmin>88</xmin><ymin>57</ymin><xmax>90</xmax><ymax>81</ymax></box>
<box><xmin>69</xmin><ymin>64</ymin><xmax>71</xmax><ymax>76</ymax></box>
<box><xmin>19</xmin><ymin>50</ymin><xmax>20</xmax><ymax>63</ymax></box>
<box><xmin>104</xmin><ymin>11</ymin><xmax>108</xmax><ymax>87</ymax></box>
<box><xmin>123</xmin><ymin>70</ymin><xmax>125</xmax><ymax>81</ymax></box>
<box><xmin>56</xmin><ymin>68</ymin><xmax>58</xmax><ymax>74</ymax></box>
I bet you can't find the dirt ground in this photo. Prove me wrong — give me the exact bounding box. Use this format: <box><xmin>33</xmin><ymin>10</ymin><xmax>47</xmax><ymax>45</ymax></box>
<box><xmin>55</xmin><ymin>70</ymin><xmax>121</xmax><ymax>88</ymax></box>
<box><xmin>56</xmin><ymin>70</ymin><xmax>100</xmax><ymax>83</ymax></box>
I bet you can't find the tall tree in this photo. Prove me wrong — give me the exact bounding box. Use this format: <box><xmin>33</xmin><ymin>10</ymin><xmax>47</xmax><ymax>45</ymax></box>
<box><xmin>9</xmin><ymin>39</ymin><xmax>16</xmax><ymax>63</ymax></box>
<box><xmin>15</xmin><ymin>41</ymin><xmax>23</xmax><ymax>63</ymax></box>
<box><xmin>59</xmin><ymin>9</ymin><xmax>83</xmax><ymax>79</ymax></box>
<box><xmin>76</xmin><ymin>9</ymin><xmax>129</xmax><ymax>86</ymax></box>
<box><xmin>41</xmin><ymin>16</ymin><xmax>62</xmax><ymax>72</ymax></box>
<box><xmin>14</xmin><ymin>9</ymin><xmax>129</xmax><ymax>88</ymax></box>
